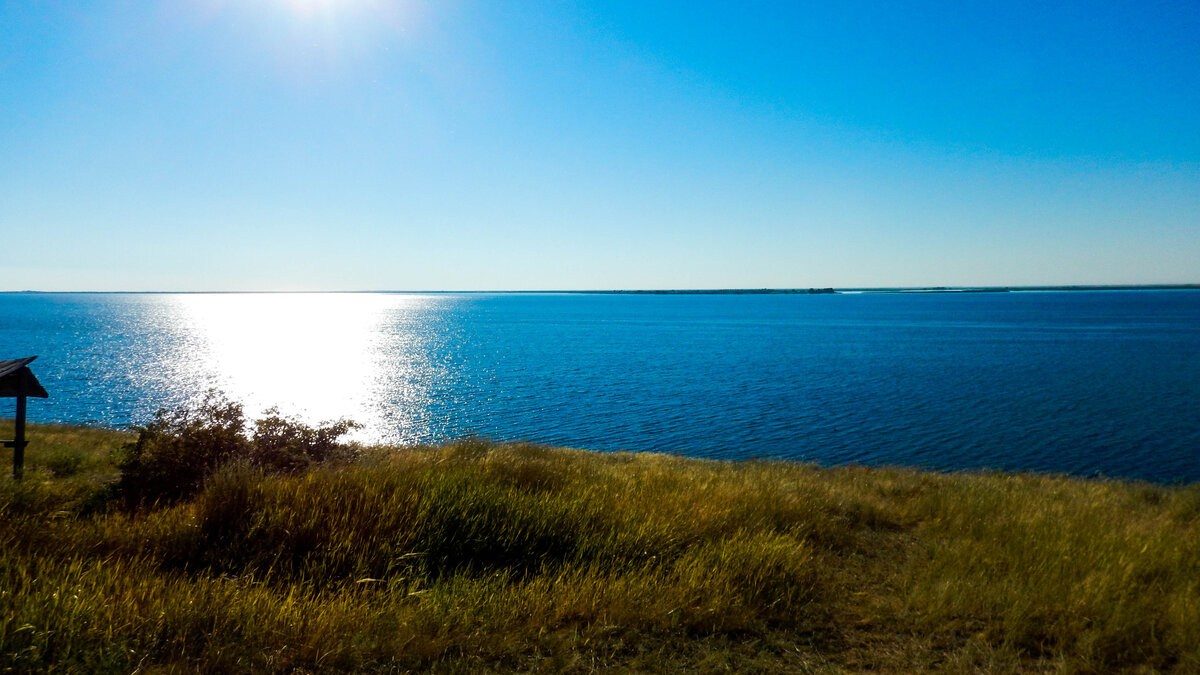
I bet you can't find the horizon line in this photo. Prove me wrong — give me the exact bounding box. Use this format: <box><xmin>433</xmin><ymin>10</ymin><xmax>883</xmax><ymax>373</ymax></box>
<box><xmin>4</xmin><ymin>284</ymin><xmax>1200</xmax><ymax>295</ymax></box>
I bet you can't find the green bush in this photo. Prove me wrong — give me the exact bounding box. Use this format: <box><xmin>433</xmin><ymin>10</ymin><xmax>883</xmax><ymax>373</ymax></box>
<box><xmin>117</xmin><ymin>393</ymin><xmax>250</xmax><ymax>506</ymax></box>
<box><xmin>117</xmin><ymin>393</ymin><xmax>358</xmax><ymax>506</ymax></box>
<box><xmin>251</xmin><ymin>408</ymin><xmax>359</xmax><ymax>473</ymax></box>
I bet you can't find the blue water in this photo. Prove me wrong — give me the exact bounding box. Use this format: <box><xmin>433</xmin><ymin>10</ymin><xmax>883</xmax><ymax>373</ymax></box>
<box><xmin>1</xmin><ymin>291</ymin><xmax>1198</xmax><ymax>483</ymax></box>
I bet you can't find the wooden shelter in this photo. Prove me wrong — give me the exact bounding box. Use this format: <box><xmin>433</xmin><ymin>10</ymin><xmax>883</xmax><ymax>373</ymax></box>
<box><xmin>1</xmin><ymin>356</ymin><xmax>49</xmax><ymax>479</ymax></box>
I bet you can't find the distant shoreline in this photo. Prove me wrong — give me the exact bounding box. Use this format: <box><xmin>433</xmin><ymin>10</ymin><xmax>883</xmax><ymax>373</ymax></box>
<box><xmin>3</xmin><ymin>284</ymin><xmax>1200</xmax><ymax>295</ymax></box>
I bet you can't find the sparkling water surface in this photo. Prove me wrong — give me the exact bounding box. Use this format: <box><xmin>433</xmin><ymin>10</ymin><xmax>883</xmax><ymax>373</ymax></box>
<box><xmin>2</xmin><ymin>291</ymin><xmax>1198</xmax><ymax>482</ymax></box>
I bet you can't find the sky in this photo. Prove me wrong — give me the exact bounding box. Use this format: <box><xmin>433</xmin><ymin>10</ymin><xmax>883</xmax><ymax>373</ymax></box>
<box><xmin>1</xmin><ymin>0</ymin><xmax>1197</xmax><ymax>291</ymax></box>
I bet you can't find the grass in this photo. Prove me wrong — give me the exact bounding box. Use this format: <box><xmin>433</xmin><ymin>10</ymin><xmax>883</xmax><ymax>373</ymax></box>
<box><xmin>2</xmin><ymin>419</ymin><xmax>1199</xmax><ymax>673</ymax></box>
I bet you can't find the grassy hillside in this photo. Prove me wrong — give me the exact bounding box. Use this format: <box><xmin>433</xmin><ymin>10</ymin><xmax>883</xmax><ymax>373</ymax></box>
<box><xmin>2</xmin><ymin>417</ymin><xmax>1199</xmax><ymax>673</ymax></box>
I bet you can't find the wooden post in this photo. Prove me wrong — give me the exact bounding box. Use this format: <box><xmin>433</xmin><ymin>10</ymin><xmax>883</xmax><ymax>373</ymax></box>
<box><xmin>13</xmin><ymin>394</ymin><xmax>26</xmax><ymax>480</ymax></box>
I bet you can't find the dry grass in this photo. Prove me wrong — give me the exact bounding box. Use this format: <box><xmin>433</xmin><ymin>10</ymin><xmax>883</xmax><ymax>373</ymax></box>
<box><xmin>2</xmin><ymin>421</ymin><xmax>1199</xmax><ymax>672</ymax></box>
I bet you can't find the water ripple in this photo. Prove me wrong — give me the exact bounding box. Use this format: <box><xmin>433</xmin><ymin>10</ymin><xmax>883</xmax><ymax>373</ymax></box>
<box><xmin>2</xmin><ymin>291</ymin><xmax>1199</xmax><ymax>482</ymax></box>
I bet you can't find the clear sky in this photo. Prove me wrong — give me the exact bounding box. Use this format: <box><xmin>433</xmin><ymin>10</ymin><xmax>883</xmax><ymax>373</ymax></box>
<box><xmin>1</xmin><ymin>0</ymin><xmax>1197</xmax><ymax>291</ymax></box>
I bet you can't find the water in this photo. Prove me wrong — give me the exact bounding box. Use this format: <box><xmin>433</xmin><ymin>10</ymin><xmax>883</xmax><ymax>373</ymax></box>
<box><xmin>1</xmin><ymin>290</ymin><xmax>1198</xmax><ymax>483</ymax></box>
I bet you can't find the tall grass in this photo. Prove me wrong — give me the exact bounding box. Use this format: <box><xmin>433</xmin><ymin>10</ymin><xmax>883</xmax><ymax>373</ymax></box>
<box><xmin>2</xmin><ymin>418</ymin><xmax>1199</xmax><ymax>672</ymax></box>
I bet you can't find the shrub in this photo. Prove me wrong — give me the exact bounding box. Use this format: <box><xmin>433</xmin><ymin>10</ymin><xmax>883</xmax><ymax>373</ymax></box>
<box><xmin>251</xmin><ymin>408</ymin><xmax>359</xmax><ymax>473</ymax></box>
<box><xmin>117</xmin><ymin>393</ymin><xmax>358</xmax><ymax>506</ymax></box>
<box><xmin>117</xmin><ymin>393</ymin><xmax>250</xmax><ymax>506</ymax></box>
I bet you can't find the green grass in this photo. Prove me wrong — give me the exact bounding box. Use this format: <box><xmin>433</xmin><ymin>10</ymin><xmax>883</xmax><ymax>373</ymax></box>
<box><xmin>2</xmin><ymin>420</ymin><xmax>1199</xmax><ymax>672</ymax></box>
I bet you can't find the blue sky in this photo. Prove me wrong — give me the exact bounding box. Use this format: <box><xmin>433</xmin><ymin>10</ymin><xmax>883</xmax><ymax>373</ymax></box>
<box><xmin>1</xmin><ymin>0</ymin><xmax>1197</xmax><ymax>290</ymax></box>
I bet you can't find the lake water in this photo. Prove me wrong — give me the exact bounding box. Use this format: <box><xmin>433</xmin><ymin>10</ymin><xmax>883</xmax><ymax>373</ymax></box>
<box><xmin>1</xmin><ymin>291</ymin><xmax>1198</xmax><ymax>483</ymax></box>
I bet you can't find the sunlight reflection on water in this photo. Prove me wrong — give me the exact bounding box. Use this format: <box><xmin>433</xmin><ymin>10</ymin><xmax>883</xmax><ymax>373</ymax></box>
<box><xmin>164</xmin><ymin>293</ymin><xmax>437</xmax><ymax>444</ymax></box>
<box><xmin>4</xmin><ymin>291</ymin><xmax>1200</xmax><ymax>482</ymax></box>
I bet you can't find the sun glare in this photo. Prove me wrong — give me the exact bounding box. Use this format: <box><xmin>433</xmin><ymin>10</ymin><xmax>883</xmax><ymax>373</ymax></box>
<box><xmin>279</xmin><ymin>0</ymin><xmax>357</xmax><ymax>17</ymax></box>
<box><xmin>249</xmin><ymin>0</ymin><xmax>420</xmax><ymax>71</ymax></box>
<box><xmin>273</xmin><ymin>0</ymin><xmax>407</xmax><ymax>23</ymax></box>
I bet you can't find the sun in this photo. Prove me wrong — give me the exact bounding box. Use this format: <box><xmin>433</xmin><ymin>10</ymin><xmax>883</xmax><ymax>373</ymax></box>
<box><xmin>268</xmin><ymin>0</ymin><xmax>416</xmax><ymax>35</ymax></box>
<box><xmin>199</xmin><ymin>0</ymin><xmax>419</xmax><ymax>75</ymax></box>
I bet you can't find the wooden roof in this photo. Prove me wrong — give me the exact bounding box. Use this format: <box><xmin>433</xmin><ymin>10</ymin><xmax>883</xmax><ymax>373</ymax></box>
<box><xmin>0</xmin><ymin>356</ymin><xmax>48</xmax><ymax>398</ymax></box>
<box><xmin>0</xmin><ymin>357</ymin><xmax>37</xmax><ymax>379</ymax></box>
